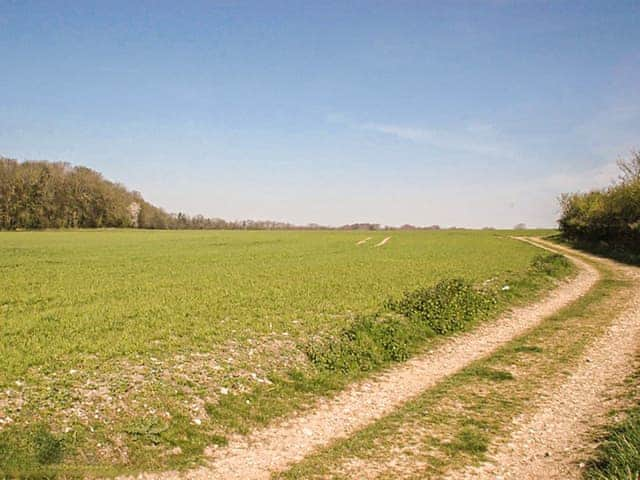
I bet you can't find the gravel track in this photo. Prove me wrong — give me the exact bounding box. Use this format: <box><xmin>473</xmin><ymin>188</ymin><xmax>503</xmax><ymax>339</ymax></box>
<box><xmin>445</xmin><ymin>240</ymin><xmax>640</xmax><ymax>480</ymax></box>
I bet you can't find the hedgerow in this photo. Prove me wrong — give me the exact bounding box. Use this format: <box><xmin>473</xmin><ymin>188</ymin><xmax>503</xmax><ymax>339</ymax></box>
<box><xmin>559</xmin><ymin>151</ymin><xmax>640</xmax><ymax>251</ymax></box>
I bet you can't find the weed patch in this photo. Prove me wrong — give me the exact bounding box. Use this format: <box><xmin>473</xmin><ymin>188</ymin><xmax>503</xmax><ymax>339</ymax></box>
<box><xmin>33</xmin><ymin>427</ymin><xmax>64</xmax><ymax>465</ymax></box>
<box><xmin>530</xmin><ymin>253</ymin><xmax>571</xmax><ymax>276</ymax></box>
<box><xmin>125</xmin><ymin>417</ymin><xmax>170</xmax><ymax>445</ymax></box>
<box><xmin>385</xmin><ymin>279</ymin><xmax>497</xmax><ymax>335</ymax></box>
<box><xmin>306</xmin><ymin>253</ymin><xmax>567</xmax><ymax>376</ymax></box>
<box><xmin>306</xmin><ymin>314</ymin><xmax>430</xmax><ymax>373</ymax></box>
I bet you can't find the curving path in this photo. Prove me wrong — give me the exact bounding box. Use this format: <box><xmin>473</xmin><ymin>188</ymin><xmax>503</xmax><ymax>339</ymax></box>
<box><xmin>445</xmin><ymin>240</ymin><xmax>640</xmax><ymax>480</ymax></box>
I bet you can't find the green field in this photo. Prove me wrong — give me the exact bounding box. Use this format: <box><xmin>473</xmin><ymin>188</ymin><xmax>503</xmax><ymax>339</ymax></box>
<box><xmin>0</xmin><ymin>229</ymin><xmax>562</xmax><ymax>475</ymax></box>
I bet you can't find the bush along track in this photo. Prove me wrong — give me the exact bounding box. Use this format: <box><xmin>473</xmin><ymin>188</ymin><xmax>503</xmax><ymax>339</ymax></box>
<box><xmin>306</xmin><ymin>255</ymin><xmax>568</xmax><ymax>377</ymax></box>
<box><xmin>118</xmin><ymin>241</ymin><xmax>596</xmax><ymax>480</ymax></box>
<box><xmin>274</xmin><ymin>241</ymin><xmax>638</xmax><ymax>480</ymax></box>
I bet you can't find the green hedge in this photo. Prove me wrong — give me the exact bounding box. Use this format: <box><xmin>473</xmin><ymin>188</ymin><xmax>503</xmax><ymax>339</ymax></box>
<box><xmin>559</xmin><ymin>152</ymin><xmax>640</xmax><ymax>250</ymax></box>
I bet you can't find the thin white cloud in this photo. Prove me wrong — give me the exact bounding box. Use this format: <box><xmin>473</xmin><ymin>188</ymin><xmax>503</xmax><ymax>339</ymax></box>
<box><xmin>329</xmin><ymin>115</ymin><xmax>521</xmax><ymax>160</ymax></box>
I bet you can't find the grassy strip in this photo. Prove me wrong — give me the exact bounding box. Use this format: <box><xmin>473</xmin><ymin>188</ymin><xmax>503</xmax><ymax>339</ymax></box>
<box><xmin>305</xmin><ymin>255</ymin><xmax>568</xmax><ymax>375</ymax></box>
<box><xmin>276</xmin><ymin>251</ymin><xmax>631</xmax><ymax>479</ymax></box>
<box><xmin>305</xmin><ymin>278</ymin><xmax>498</xmax><ymax>374</ymax></box>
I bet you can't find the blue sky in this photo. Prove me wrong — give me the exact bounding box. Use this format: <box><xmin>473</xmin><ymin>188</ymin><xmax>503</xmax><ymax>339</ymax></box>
<box><xmin>1</xmin><ymin>1</ymin><xmax>639</xmax><ymax>227</ymax></box>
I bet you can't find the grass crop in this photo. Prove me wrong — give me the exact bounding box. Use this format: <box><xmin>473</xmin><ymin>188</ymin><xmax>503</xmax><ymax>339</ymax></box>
<box><xmin>0</xmin><ymin>229</ymin><xmax>562</xmax><ymax>475</ymax></box>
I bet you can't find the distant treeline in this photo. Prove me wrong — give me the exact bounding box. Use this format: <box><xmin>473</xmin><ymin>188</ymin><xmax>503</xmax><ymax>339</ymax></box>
<box><xmin>559</xmin><ymin>151</ymin><xmax>640</xmax><ymax>250</ymax></box>
<box><xmin>0</xmin><ymin>157</ymin><xmax>305</xmax><ymax>230</ymax></box>
<box><xmin>1</xmin><ymin>157</ymin><xmax>447</xmax><ymax>231</ymax></box>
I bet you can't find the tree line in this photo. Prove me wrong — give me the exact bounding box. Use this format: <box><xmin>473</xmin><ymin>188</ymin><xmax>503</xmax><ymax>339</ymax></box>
<box><xmin>559</xmin><ymin>151</ymin><xmax>640</xmax><ymax>250</ymax></box>
<box><xmin>0</xmin><ymin>157</ymin><xmax>314</xmax><ymax>230</ymax></box>
<box><xmin>1</xmin><ymin>157</ymin><xmax>441</xmax><ymax>231</ymax></box>
<box><xmin>0</xmin><ymin>157</ymin><xmax>172</xmax><ymax>229</ymax></box>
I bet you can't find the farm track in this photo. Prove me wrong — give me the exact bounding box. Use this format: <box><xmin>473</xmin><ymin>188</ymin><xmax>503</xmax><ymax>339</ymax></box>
<box><xmin>122</xmin><ymin>238</ymin><xmax>600</xmax><ymax>480</ymax></box>
<box><xmin>445</xmin><ymin>241</ymin><xmax>640</xmax><ymax>480</ymax></box>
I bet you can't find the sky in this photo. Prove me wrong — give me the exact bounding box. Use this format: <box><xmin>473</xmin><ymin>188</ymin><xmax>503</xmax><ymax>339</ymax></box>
<box><xmin>1</xmin><ymin>0</ymin><xmax>639</xmax><ymax>228</ymax></box>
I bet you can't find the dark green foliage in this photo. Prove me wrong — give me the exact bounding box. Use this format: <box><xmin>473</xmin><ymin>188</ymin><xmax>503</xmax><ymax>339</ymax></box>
<box><xmin>559</xmin><ymin>151</ymin><xmax>640</xmax><ymax>251</ymax></box>
<box><xmin>587</xmin><ymin>408</ymin><xmax>640</xmax><ymax>480</ymax></box>
<box><xmin>306</xmin><ymin>279</ymin><xmax>498</xmax><ymax>374</ymax></box>
<box><xmin>32</xmin><ymin>427</ymin><xmax>64</xmax><ymax>465</ymax></box>
<box><xmin>0</xmin><ymin>438</ymin><xmax>8</xmax><ymax>465</ymax></box>
<box><xmin>124</xmin><ymin>417</ymin><xmax>170</xmax><ymax>445</ymax></box>
<box><xmin>554</xmin><ymin>234</ymin><xmax>640</xmax><ymax>267</ymax></box>
<box><xmin>530</xmin><ymin>254</ymin><xmax>571</xmax><ymax>276</ymax></box>
<box><xmin>306</xmin><ymin>314</ymin><xmax>429</xmax><ymax>373</ymax></box>
<box><xmin>385</xmin><ymin>279</ymin><xmax>497</xmax><ymax>334</ymax></box>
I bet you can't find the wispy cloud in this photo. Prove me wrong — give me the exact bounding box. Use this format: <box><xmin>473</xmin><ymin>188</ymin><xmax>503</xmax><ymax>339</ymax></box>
<box><xmin>328</xmin><ymin>115</ymin><xmax>520</xmax><ymax>160</ymax></box>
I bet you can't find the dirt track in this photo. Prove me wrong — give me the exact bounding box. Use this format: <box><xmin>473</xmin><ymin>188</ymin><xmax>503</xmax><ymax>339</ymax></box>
<box><xmin>445</xmin><ymin>240</ymin><xmax>640</xmax><ymax>480</ymax></box>
<box><xmin>122</xmin><ymin>238</ymin><xmax>600</xmax><ymax>480</ymax></box>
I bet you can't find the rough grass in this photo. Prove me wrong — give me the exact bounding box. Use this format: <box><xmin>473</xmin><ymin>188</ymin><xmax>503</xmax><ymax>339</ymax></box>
<box><xmin>585</xmin><ymin>362</ymin><xmax>640</xmax><ymax>480</ymax></box>
<box><xmin>0</xmin><ymin>229</ymin><xmax>561</xmax><ymax>476</ymax></box>
<box><xmin>586</xmin><ymin>408</ymin><xmax>640</xmax><ymax>480</ymax></box>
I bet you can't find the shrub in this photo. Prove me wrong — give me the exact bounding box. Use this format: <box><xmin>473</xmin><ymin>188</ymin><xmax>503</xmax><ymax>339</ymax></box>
<box><xmin>530</xmin><ymin>254</ymin><xmax>570</xmax><ymax>276</ymax></box>
<box><xmin>385</xmin><ymin>279</ymin><xmax>497</xmax><ymax>335</ymax></box>
<box><xmin>305</xmin><ymin>254</ymin><xmax>565</xmax><ymax>375</ymax></box>
<box><xmin>559</xmin><ymin>151</ymin><xmax>640</xmax><ymax>251</ymax></box>
<box><xmin>307</xmin><ymin>279</ymin><xmax>497</xmax><ymax>373</ymax></box>
<box><xmin>306</xmin><ymin>314</ymin><xmax>427</xmax><ymax>373</ymax></box>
